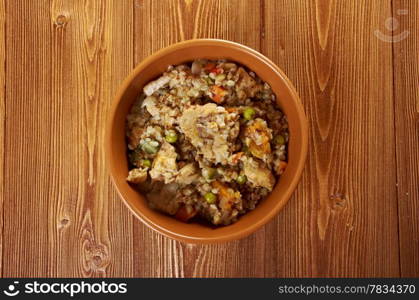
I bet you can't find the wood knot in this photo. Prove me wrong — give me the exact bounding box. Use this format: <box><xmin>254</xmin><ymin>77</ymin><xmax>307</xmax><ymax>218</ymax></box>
<box><xmin>92</xmin><ymin>255</ymin><xmax>102</xmax><ymax>266</ymax></box>
<box><xmin>55</xmin><ymin>15</ymin><xmax>68</xmax><ymax>27</ymax></box>
<box><xmin>329</xmin><ymin>193</ymin><xmax>347</xmax><ymax>211</ymax></box>
<box><xmin>84</xmin><ymin>241</ymin><xmax>109</xmax><ymax>271</ymax></box>
<box><xmin>80</xmin><ymin>211</ymin><xmax>109</xmax><ymax>274</ymax></box>
<box><xmin>58</xmin><ymin>218</ymin><xmax>70</xmax><ymax>228</ymax></box>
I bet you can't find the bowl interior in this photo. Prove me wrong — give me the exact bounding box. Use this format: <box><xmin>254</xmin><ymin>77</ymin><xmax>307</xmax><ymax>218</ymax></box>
<box><xmin>107</xmin><ymin>40</ymin><xmax>307</xmax><ymax>243</ymax></box>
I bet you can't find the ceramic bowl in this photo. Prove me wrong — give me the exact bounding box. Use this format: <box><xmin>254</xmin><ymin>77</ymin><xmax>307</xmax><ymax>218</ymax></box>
<box><xmin>106</xmin><ymin>39</ymin><xmax>308</xmax><ymax>244</ymax></box>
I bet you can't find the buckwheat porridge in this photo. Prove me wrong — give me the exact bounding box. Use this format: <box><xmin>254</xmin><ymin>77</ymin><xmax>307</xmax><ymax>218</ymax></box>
<box><xmin>126</xmin><ymin>59</ymin><xmax>289</xmax><ymax>226</ymax></box>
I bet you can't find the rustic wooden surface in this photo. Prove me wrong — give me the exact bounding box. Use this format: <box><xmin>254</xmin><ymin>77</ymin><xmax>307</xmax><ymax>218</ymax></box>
<box><xmin>0</xmin><ymin>0</ymin><xmax>417</xmax><ymax>277</ymax></box>
<box><xmin>393</xmin><ymin>0</ymin><xmax>419</xmax><ymax>277</ymax></box>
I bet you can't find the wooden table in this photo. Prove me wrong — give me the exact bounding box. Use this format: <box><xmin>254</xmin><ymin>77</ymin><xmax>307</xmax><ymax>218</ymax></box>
<box><xmin>1</xmin><ymin>0</ymin><xmax>417</xmax><ymax>278</ymax></box>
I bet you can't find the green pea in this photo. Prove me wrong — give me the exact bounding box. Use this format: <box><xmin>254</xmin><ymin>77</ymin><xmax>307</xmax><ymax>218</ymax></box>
<box><xmin>243</xmin><ymin>107</ymin><xmax>256</xmax><ymax>120</ymax></box>
<box><xmin>204</xmin><ymin>76</ymin><xmax>214</xmax><ymax>85</ymax></box>
<box><xmin>204</xmin><ymin>192</ymin><xmax>217</xmax><ymax>204</ymax></box>
<box><xmin>236</xmin><ymin>174</ymin><xmax>247</xmax><ymax>184</ymax></box>
<box><xmin>141</xmin><ymin>142</ymin><xmax>158</xmax><ymax>154</ymax></box>
<box><xmin>205</xmin><ymin>168</ymin><xmax>217</xmax><ymax>180</ymax></box>
<box><xmin>215</xmin><ymin>74</ymin><xmax>226</xmax><ymax>82</ymax></box>
<box><xmin>275</xmin><ymin>135</ymin><xmax>285</xmax><ymax>145</ymax></box>
<box><xmin>165</xmin><ymin>130</ymin><xmax>178</xmax><ymax>144</ymax></box>
<box><xmin>141</xmin><ymin>159</ymin><xmax>152</xmax><ymax>168</ymax></box>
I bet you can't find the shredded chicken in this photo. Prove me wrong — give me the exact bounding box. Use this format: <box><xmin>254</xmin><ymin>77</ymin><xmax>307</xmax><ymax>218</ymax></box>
<box><xmin>242</xmin><ymin>157</ymin><xmax>275</xmax><ymax>190</ymax></box>
<box><xmin>143</xmin><ymin>75</ymin><xmax>171</xmax><ymax>96</ymax></box>
<box><xmin>178</xmin><ymin>103</ymin><xmax>239</xmax><ymax>165</ymax></box>
<box><xmin>141</xmin><ymin>96</ymin><xmax>159</xmax><ymax>117</ymax></box>
<box><xmin>176</xmin><ymin>163</ymin><xmax>199</xmax><ymax>185</ymax></box>
<box><xmin>149</xmin><ymin>141</ymin><xmax>178</xmax><ymax>183</ymax></box>
<box><xmin>126</xmin><ymin>167</ymin><xmax>148</xmax><ymax>184</ymax></box>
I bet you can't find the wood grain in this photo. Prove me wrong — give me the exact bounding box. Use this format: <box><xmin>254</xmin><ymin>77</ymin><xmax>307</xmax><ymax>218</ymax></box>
<box><xmin>262</xmin><ymin>0</ymin><xmax>400</xmax><ymax>276</ymax></box>
<box><xmin>0</xmin><ymin>0</ymin><xmax>5</xmax><ymax>277</ymax></box>
<box><xmin>1</xmin><ymin>0</ymin><xmax>418</xmax><ymax>277</ymax></box>
<box><xmin>393</xmin><ymin>0</ymin><xmax>419</xmax><ymax>277</ymax></box>
<box><xmin>4</xmin><ymin>0</ymin><xmax>53</xmax><ymax>277</ymax></box>
<box><xmin>3</xmin><ymin>0</ymin><xmax>134</xmax><ymax>277</ymax></box>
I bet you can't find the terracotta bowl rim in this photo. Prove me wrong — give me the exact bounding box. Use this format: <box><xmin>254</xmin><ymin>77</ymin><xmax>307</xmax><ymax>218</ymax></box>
<box><xmin>106</xmin><ymin>38</ymin><xmax>308</xmax><ymax>244</ymax></box>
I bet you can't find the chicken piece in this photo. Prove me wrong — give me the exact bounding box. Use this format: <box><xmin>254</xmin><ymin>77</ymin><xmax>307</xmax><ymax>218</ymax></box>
<box><xmin>212</xmin><ymin>181</ymin><xmax>241</xmax><ymax>212</ymax></box>
<box><xmin>244</xmin><ymin>118</ymin><xmax>272</xmax><ymax>160</ymax></box>
<box><xmin>242</xmin><ymin>157</ymin><xmax>275</xmax><ymax>190</ymax></box>
<box><xmin>143</xmin><ymin>75</ymin><xmax>170</xmax><ymax>96</ymax></box>
<box><xmin>141</xmin><ymin>95</ymin><xmax>159</xmax><ymax>117</ymax></box>
<box><xmin>178</xmin><ymin>103</ymin><xmax>239</xmax><ymax>165</ymax></box>
<box><xmin>126</xmin><ymin>167</ymin><xmax>148</xmax><ymax>184</ymax></box>
<box><xmin>234</xmin><ymin>67</ymin><xmax>263</xmax><ymax>100</ymax></box>
<box><xmin>147</xmin><ymin>182</ymin><xmax>180</xmax><ymax>215</ymax></box>
<box><xmin>142</xmin><ymin>96</ymin><xmax>178</xmax><ymax>127</ymax></box>
<box><xmin>149</xmin><ymin>141</ymin><xmax>178</xmax><ymax>183</ymax></box>
<box><xmin>176</xmin><ymin>163</ymin><xmax>199</xmax><ymax>185</ymax></box>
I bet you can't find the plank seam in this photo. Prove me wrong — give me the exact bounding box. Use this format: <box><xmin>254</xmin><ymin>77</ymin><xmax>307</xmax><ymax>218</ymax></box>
<box><xmin>1</xmin><ymin>0</ymin><xmax>6</xmax><ymax>279</ymax></box>
<box><xmin>133</xmin><ymin>0</ymin><xmax>136</xmax><ymax>70</ymax></box>
<box><xmin>131</xmin><ymin>0</ymin><xmax>137</xmax><ymax>276</ymax></box>
<box><xmin>259</xmin><ymin>0</ymin><xmax>265</xmax><ymax>52</ymax></box>
<box><xmin>259</xmin><ymin>0</ymin><xmax>267</xmax><ymax>277</ymax></box>
<box><xmin>390</xmin><ymin>0</ymin><xmax>402</xmax><ymax>277</ymax></box>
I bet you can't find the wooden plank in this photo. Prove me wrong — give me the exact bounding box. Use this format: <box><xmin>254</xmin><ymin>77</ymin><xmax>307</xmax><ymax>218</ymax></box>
<box><xmin>133</xmin><ymin>0</ymin><xmax>265</xmax><ymax>277</ymax></box>
<box><xmin>48</xmin><ymin>0</ymin><xmax>135</xmax><ymax>277</ymax></box>
<box><xmin>393</xmin><ymin>0</ymin><xmax>419</xmax><ymax>277</ymax></box>
<box><xmin>104</xmin><ymin>0</ymin><xmax>135</xmax><ymax>277</ymax></box>
<box><xmin>3</xmin><ymin>0</ymin><xmax>53</xmax><ymax>277</ymax></box>
<box><xmin>3</xmin><ymin>0</ymin><xmax>134</xmax><ymax>276</ymax></box>
<box><xmin>0</xmin><ymin>0</ymin><xmax>5</xmax><ymax>277</ymax></box>
<box><xmin>263</xmin><ymin>0</ymin><xmax>400</xmax><ymax>276</ymax></box>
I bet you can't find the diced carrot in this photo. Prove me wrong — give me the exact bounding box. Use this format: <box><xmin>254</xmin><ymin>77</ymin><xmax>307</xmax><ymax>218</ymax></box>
<box><xmin>204</xmin><ymin>63</ymin><xmax>223</xmax><ymax>74</ymax></box>
<box><xmin>244</xmin><ymin>119</ymin><xmax>271</xmax><ymax>159</ymax></box>
<box><xmin>230</xmin><ymin>152</ymin><xmax>244</xmax><ymax>165</ymax></box>
<box><xmin>248</xmin><ymin>140</ymin><xmax>270</xmax><ymax>159</ymax></box>
<box><xmin>226</xmin><ymin>107</ymin><xmax>238</xmax><ymax>113</ymax></box>
<box><xmin>175</xmin><ymin>205</ymin><xmax>197</xmax><ymax>222</ymax></box>
<box><xmin>212</xmin><ymin>181</ymin><xmax>239</xmax><ymax>212</ymax></box>
<box><xmin>210</xmin><ymin>67</ymin><xmax>223</xmax><ymax>74</ymax></box>
<box><xmin>204</xmin><ymin>63</ymin><xmax>216</xmax><ymax>71</ymax></box>
<box><xmin>212</xmin><ymin>94</ymin><xmax>222</xmax><ymax>103</ymax></box>
<box><xmin>210</xmin><ymin>85</ymin><xmax>227</xmax><ymax>103</ymax></box>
